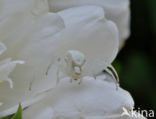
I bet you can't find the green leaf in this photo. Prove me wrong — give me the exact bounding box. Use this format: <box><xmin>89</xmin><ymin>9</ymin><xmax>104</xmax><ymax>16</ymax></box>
<box><xmin>0</xmin><ymin>104</ymin><xmax>23</xmax><ymax>119</ymax></box>
<box><xmin>11</xmin><ymin>104</ymin><xmax>22</xmax><ymax>119</ymax></box>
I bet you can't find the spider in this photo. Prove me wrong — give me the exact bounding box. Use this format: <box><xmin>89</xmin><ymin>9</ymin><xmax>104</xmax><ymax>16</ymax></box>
<box><xmin>56</xmin><ymin>50</ymin><xmax>86</xmax><ymax>84</ymax></box>
<box><xmin>48</xmin><ymin>50</ymin><xmax>119</xmax><ymax>89</ymax></box>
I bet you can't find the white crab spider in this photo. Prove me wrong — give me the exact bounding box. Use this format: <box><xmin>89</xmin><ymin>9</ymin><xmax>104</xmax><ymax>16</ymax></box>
<box><xmin>57</xmin><ymin>50</ymin><xmax>86</xmax><ymax>84</ymax></box>
<box><xmin>55</xmin><ymin>50</ymin><xmax>119</xmax><ymax>89</ymax></box>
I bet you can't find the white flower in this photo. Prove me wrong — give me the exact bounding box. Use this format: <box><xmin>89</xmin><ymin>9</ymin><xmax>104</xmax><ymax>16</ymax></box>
<box><xmin>48</xmin><ymin>0</ymin><xmax>130</xmax><ymax>47</ymax></box>
<box><xmin>0</xmin><ymin>0</ymin><xmax>64</xmax><ymax>116</ymax></box>
<box><xmin>0</xmin><ymin>0</ymin><xmax>146</xmax><ymax>119</ymax></box>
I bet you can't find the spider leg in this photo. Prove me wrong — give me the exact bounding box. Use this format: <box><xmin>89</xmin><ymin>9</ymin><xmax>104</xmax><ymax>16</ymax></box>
<box><xmin>56</xmin><ymin>57</ymin><xmax>64</xmax><ymax>84</ymax></box>
<box><xmin>107</xmin><ymin>65</ymin><xmax>119</xmax><ymax>83</ymax></box>
<box><xmin>94</xmin><ymin>72</ymin><xmax>103</xmax><ymax>80</ymax></box>
<box><xmin>78</xmin><ymin>78</ymin><xmax>82</xmax><ymax>84</ymax></box>
<box><xmin>105</xmin><ymin>65</ymin><xmax>120</xmax><ymax>90</ymax></box>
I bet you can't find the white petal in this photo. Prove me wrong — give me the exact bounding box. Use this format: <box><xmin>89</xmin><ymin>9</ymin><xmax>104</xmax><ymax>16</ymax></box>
<box><xmin>0</xmin><ymin>1</ymin><xmax>65</xmax><ymax>116</ymax></box>
<box><xmin>48</xmin><ymin>0</ymin><xmax>130</xmax><ymax>42</ymax></box>
<box><xmin>0</xmin><ymin>0</ymin><xmax>49</xmax><ymax>58</ymax></box>
<box><xmin>0</xmin><ymin>93</ymin><xmax>45</xmax><ymax>117</ymax></box>
<box><xmin>58</xmin><ymin>6</ymin><xmax>104</xmax><ymax>27</ymax></box>
<box><xmin>0</xmin><ymin>0</ymin><xmax>49</xmax><ymax>18</ymax></box>
<box><xmin>23</xmin><ymin>76</ymin><xmax>134</xmax><ymax>119</ymax></box>
<box><xmin>23</xmin><ymin>105</ymin><xmax>54</xmax><ymax>119</ymax></box>
<box><xmin>12</xmin><ymin>13</ymin><xmax>65</xmax><ymax>94</ymax></box>
<box><xmin>31</xmin><ymin>107</ymin><xmax>54</xmax><ymax>119</ymax></box>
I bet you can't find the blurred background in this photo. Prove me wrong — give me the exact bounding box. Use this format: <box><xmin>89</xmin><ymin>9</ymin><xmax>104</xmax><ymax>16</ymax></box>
<box><xmin>114</xmin><ymin>0</ymin><xmax>156</xmax><ymax>114</ymax></box>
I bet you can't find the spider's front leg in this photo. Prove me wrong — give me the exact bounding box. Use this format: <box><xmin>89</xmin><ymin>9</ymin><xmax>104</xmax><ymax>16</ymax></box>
<box><xmin>105</xmin><ymin>65</ymin><xmax>120</xmax><ymax>90</ymax></box>
<box><xmin>78</xmin><ymin>78</ymin><xmax>83</xmax><ymax>85</ymax></box>
<box><xmin>56</xmin><ymin>57</ymin><xmax>68</xmax><ymax>84</ymax></box>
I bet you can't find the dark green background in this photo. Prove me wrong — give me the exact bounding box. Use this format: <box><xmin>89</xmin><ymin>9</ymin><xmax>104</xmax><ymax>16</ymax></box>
<box><xmin>114</xmin><ymin>0</ymin><xmax>156</xmax><ymax>113</ymax></box>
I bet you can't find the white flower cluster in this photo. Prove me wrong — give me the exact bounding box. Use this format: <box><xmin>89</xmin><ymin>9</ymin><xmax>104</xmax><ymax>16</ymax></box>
<box><xmin>0</xmin><ymin>0</ymin><xmax>146</xmax><ymax>119</ymax></box>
